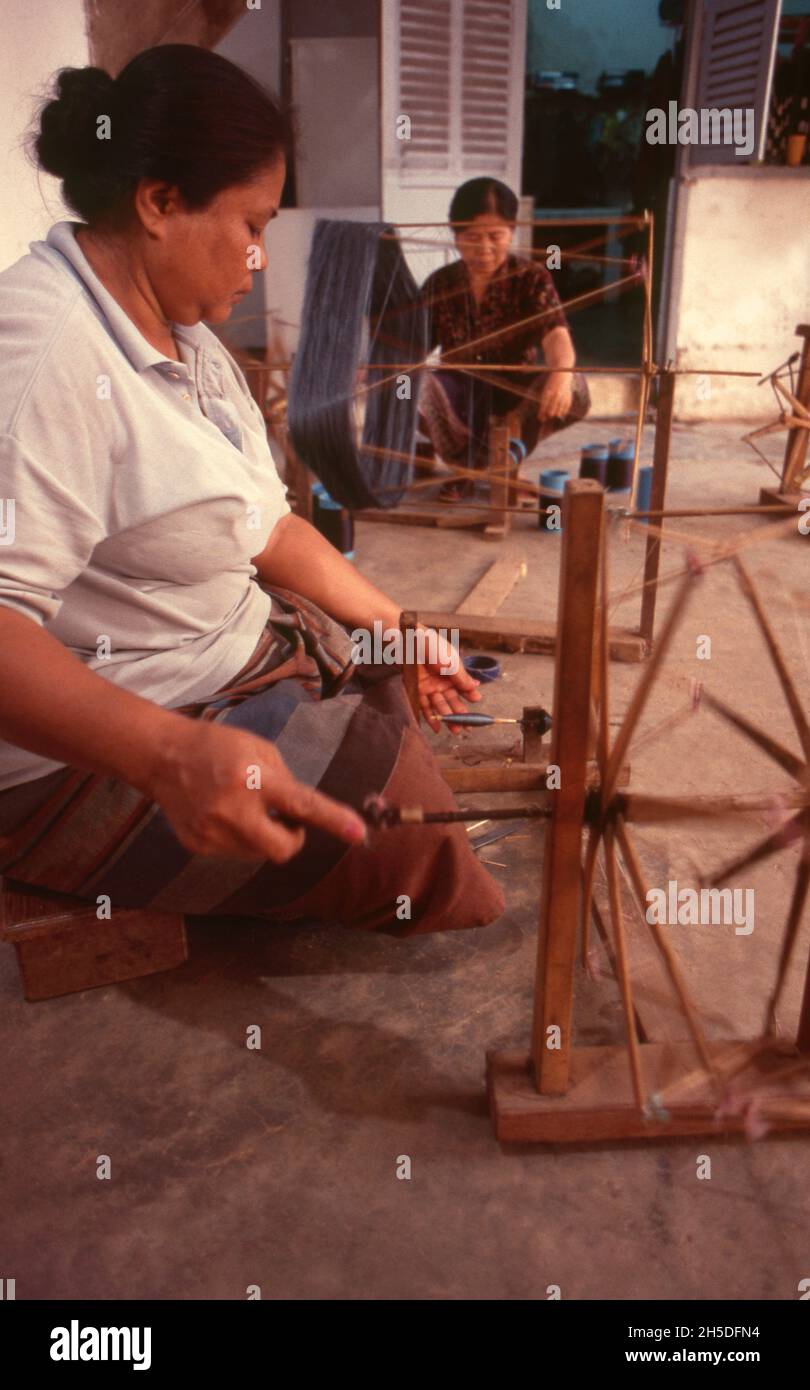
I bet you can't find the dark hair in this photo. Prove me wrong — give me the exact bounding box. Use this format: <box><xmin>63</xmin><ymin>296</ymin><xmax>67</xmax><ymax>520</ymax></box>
<box><xmin>31</xmin><ymin>44</ymin><xmax>291</xmax><ymax>226</ymax></box>
<box><xmin>448</xmin><ymin>177</ymin><xmax>518</xmax><ymax>228</ymax></box>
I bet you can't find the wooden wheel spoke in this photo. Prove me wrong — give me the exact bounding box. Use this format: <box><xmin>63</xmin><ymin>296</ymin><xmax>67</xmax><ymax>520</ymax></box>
<box><xmin>701</xmin><ymin>812</ymin><xmax>805</xmax><ymax>889</ymax></box>
<box><xmin>765</xmin><ymin>838</ymin><xmax>810</xmax><ymax>1033</ymax></box>
<box><xmin>700</xmin><ymin>689</ymin><xmax>805</xmax><ymax>779</ymax></box>
<box><xmin>615</xmin><ymin>815</ymin><xmax>721</xmax><ymax>1090</ymax></box>
<box><xmin>629</xmin><ymin>700</ymin><xmax>697</xmax><ymax>755</ymax></box>
<box><xmin>604</xmin><ymin>824</ymin><xmax>646</xmax><ymax>1110</ymax></box>
<box><xmin>621</xmin><ymin>790</ymin><xmax>809</xmax><ymax>823</ymax></box>
<box><xmin>602</xmin><ymin>561</ymin><xmax>701</xmax><ymax>806</ymax></box>
<box><xmin>732</xmin><ymin>556</ymin><xmax>810</xmax><ymax>763</ymax></box>
<box><xmin>580</xmin><ymin>822</ymin><xmax>603</xmax><ymax>966</ymax></box>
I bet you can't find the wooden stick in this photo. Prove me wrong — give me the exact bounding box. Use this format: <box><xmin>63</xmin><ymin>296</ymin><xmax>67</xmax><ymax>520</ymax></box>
<box><xmin>399</xmin><ymin>611</ymin><xmax>421</xmax><ymax>723</ymax></box>
<box><xmin>581</xmin><ymin>512</ymin><xmax>612</xmax><ymax>963</ymax></box>
<box><xmin>629</xmin><ymin>699</ymin><xmax>698</xmax><ymax>754</ymax></box>
<box><xmin>440</xmin><ymin>272</ymin><xmax>644</xmax><ymax>366</ymax></box>
<box><xmin>603</xmin><ymin>559</ymin><xmax>701</xmax><ymax>806</ymax></box>
<box><xmin>615</xmin><ymin>815</ymin><xmax>720</xmax><ymax>1088</ymax></box>
<box><xmin>700</xmin><ymin>688</ymin><xmax>805</xmax><ymax>779</ymax></box>
<box><xmin>621</xmin><ymin>789</ymin><xmax>810</xmax><ymax>824</ymax></box>
<box><xmin>604</xmin><ymin>823</ymin><xmax>646</xmax><ymax>1110</ymax></box>
<box><xmin>639</xmin><ymin>368</ymin><xmax>675</xmax><ymax>645</ymax></box>
<box><xmin>764</xmin><ymin>838</ymin><xmax>810</xmax><ymax>1034</ymax></box>
<box><xmin>389</xmin><ymin>215</ymin><xmax>649</xmax><ymax>229</ymax></box>
<box><xmin>732</xmin><ymin>555</ymin><xmax>810</xmax><ymax>763</ymax></box>
<box><xmin>701</xmin><ymin>812</ymin><xmax>805</xmax><ymax>889</ymax></box>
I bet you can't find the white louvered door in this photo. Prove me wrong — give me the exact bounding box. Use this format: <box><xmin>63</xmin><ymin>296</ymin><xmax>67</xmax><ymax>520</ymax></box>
<box><xmin>382</xmin><ymin>0</ymin><xmax>527</xmax><ymax>233</ymax></box>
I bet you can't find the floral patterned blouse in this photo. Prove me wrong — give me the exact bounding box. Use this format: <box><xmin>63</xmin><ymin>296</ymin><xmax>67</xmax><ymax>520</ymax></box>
<box><xmin>422</xmin><ymin>253</ymin><xmax>569</xmax><ymax>378</ymax></box>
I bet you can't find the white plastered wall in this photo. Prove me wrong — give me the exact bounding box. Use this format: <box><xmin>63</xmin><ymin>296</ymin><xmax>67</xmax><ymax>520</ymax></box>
<box><xmin>669</xmin><ymin>170</ymin><xmax>810</xmax><ymax>420</ymax></box>
<box><xmin>0</xmin><ymin>0</ymin><xmax>90</xmax><ymax>273</ymax></box>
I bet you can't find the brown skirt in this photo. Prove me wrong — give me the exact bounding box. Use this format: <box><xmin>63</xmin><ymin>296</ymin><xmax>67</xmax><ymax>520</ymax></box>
<box><xmin>0</xmin><ymin>587</ymin><xmax>505</xmax><ymax>938</ymax></box>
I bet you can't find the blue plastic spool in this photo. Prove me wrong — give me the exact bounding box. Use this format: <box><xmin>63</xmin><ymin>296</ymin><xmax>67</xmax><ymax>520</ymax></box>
<box><xmin>539</xmin><ymin>468</ymin><xmax>568</xmax><ymax>531</ymax></box>
<box><xmin>463</xmin><ymin>654</ymin><xmax>502</xmax><ymax>683</ymax></box>
<box><xmin>635</xmin><ymin>464</ymin><xmax>654</xmax><ymax>522</ymax></box>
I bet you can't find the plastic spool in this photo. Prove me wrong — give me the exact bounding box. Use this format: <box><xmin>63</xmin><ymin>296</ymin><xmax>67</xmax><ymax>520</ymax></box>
<box><xmin>312</xmin><ymin>484</ymin><xmax>355</xmax><ymax>560</ymax></box>
<box><xmin>463</xmin><ymin>654</ymin><xmax>502</xmax><ymax>683</ymax></box>
<box><xmin>539</xmin><ymin>468</ymin><xmax>569</xmax><ymax>531</ymax></box>
<box><xmin>607</xmin><ymin>439</ymin><xmax>635</xmax><ymax>492</ymax></box>
<box><xmin>635</xmin><ymin>464</ymin><xmax>654</xmax><ymax>523</ymax></box>
<box><xmin>579</xmin><ymin>443</ymin><xmax>609</xmax><ymax>485</ymax></box>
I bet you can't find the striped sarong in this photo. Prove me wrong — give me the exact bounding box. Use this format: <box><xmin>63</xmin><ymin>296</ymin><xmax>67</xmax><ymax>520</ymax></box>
<box><xmin>0</xmin><ymin>588</ymin><xmax>504</xmax><ymax>937</ymax></box>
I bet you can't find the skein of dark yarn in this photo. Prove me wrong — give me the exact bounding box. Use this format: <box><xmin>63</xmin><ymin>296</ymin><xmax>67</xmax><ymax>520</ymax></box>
<box><xmin>288</xmin><ymin>220</ymin><xmax>428</xmax><ymax>510</ymax></box>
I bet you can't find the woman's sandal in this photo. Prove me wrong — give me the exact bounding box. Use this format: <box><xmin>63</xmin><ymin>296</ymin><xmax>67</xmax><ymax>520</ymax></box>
<box><xmin>437</xmin><ymin>478</ymin><xmax>475</xmax><ymax>503</ymax></box>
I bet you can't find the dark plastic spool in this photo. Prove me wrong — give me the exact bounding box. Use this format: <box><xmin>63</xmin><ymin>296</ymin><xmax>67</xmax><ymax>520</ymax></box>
<box><xmin>579</xmin><ymin>443</ymin><xmax>609</xmax><ymax>485</ymax></box>
<box><xmin>312</xmin><ymin>484</ymin><xmax>355</xmax><ymax>559</ymax></box>
<box><xmin>607</xmin><ymin>440</ymin><xmax>635</xmax><ymax>492</ymax></box>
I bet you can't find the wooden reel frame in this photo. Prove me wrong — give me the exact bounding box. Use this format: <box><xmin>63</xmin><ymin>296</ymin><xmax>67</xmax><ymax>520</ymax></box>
<box><xmin>487</xmin><ymin>479</ymin><xmax>810</xmax><ymax>1144</ymax></box>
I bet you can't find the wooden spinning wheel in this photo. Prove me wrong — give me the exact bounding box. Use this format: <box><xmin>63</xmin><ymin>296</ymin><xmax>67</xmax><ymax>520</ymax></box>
<box><xmin>487</xmin><ymin>479</ymin><xmax>810</xmax><ymax>1144</ymax></box>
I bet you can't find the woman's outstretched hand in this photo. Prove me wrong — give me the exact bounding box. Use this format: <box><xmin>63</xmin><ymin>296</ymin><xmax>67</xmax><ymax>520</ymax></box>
<box><xmin>143</xmin><ymin>718</ymin><xmax>367</xmax><ymax>863</ymax></box>
<box><xmin>415</xmin><ymin>626</ymin><xmax>481</xmax><ymax>733</ymax></box>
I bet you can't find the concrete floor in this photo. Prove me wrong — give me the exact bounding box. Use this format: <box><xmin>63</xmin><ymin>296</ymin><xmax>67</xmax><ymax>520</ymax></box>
<box><xmin>2</xmin><ymin>416</ymin><xmax>810</xmax><ymax>1300</ymax></box>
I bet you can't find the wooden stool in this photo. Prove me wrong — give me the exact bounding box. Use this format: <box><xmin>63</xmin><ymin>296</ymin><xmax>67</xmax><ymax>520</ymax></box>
<box><xmin>0</xmin><ymin>877</ymin><xmax>187</xmax><ymax>1002</ymax></box>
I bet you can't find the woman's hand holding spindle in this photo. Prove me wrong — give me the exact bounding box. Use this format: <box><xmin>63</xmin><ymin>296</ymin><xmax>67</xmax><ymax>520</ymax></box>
<box><xmin>415</xmin><ymin>626</ymin><xmax>481</xmax><ymax>733</ymax></box>
<box><xmin>143</xmin><ymin>719</ymin><xmax>367</xmax><ymax>863</ymax></box>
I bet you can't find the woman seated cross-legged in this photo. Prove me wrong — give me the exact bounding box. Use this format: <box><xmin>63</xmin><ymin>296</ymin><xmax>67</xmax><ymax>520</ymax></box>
<box><xmin>0</xmin><ymin>46</ymin><xmax>504</xmax><ymax>939</ymax></box>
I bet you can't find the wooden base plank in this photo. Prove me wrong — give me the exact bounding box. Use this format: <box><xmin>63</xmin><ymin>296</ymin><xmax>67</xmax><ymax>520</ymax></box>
<box><xmin>439</xmin><ymin>758</ymin><xmax>630</xmax><ymax>793</ymax></box>
<box><xmin>419</xmin><ymin>610</ymin><xmax>647</xmax><ymax>662</ymax></box>
<box><xmin>758</xmin><ymin>486</ymin><xmax>808</xmax><ymax>509</ymax></box>
<box><xmin>487</xmin><ymin>1041</ymin><xmax>810</xmax><ymax>1143</ymax></box>
<box><xmin>457</xmin><ymin>557</ymin><xmax>526</xmax><ymax>616</ymax></box>
<box><xmin>1</xmin><ymin>881</ymin><xmax>187</xmax><ymax>1001</ymax></box>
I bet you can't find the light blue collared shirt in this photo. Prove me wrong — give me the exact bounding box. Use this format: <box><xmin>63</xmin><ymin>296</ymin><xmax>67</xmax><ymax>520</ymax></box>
<box><xmin>0</xmin><ymin>220</ymin><xmax>290</xmax><ymax>789</ymax></box>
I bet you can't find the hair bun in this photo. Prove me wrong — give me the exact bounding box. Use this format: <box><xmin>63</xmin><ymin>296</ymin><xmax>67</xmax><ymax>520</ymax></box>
<box><xmin>36</xmin><ymin>66</ymin><xmax>116</xmax><ymax>180</ymax></box>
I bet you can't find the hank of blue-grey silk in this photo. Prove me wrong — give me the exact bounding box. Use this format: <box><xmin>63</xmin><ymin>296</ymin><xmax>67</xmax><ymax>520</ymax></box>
<box><xmin>288</xmin><ymin>219</ymin><xmax>427</xmax><ymax>510</ymax></box>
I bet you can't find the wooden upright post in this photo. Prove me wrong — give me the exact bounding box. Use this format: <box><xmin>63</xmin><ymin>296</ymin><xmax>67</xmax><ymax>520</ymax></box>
<box><xmin>532</xmin><ymin>480</ymin><xmax>604</xmax><ymax>1093</ymax></box>
<box><xmin>484</xmin><ymin>416</ymin><xmax>513</xmax><ymax>541</ymax></box>
<box><xmin>781</xmin><ymin>325</ymin><xmax>810</xmax><ymax>494</ymax></box>
<box><xmin>399</xmin><ymin>610</ymin><xmax>422</xmax><ymax>723</ymax></box>
<box><xmin>639</xmin><ymin>368</ymin><xmax>675</xmax><ymax>649</ymax></box>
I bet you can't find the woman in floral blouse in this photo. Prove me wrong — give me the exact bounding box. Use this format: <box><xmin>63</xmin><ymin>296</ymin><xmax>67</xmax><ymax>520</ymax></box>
<box><xmin>418</xmin><ymin>178</ymin><xmax>590</xmax><ymax>501</ymax></box>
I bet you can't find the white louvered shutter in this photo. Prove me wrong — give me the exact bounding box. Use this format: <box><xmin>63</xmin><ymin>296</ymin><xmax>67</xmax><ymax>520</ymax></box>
<box><xmin>398</xmin><ymin>0</ymin><xmax>454</xmax><ymax>175</ymax></box>
<box><xmin>382</xmin><ymin>0</ymin><xmax>526</xmax><ymax>195</ymax></box>
<box><xmin>690</xmin><ymin>0</ymin><xmax>781</xmax><ymax>166</ymax></box>
<box><xmin>461</xmin><ymin>0</ymin><xmax>515</xmax><ymax>174</ymax></box>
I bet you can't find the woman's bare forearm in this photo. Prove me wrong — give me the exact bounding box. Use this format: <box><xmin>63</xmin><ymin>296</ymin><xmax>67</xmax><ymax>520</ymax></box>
<box><xmin>0</xmin><ymin>607</ymin><xmax>187</xmax><ymax>791</ymax></box>
<box><xmin>542</xmin><ymin>326</ymin><xmax>576</xmax><ymax>369</ymax></box>
<box><xmin>252</xmin><ymin>514</ymin><xmax>402</xmax><ymax>631</ymax></box>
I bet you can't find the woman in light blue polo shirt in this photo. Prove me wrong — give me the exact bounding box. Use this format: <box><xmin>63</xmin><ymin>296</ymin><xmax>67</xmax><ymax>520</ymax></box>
<box><xmin>0</xmin><ymin>45</ymin><xmax>503</xmax><ymax>937</ymax></box>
